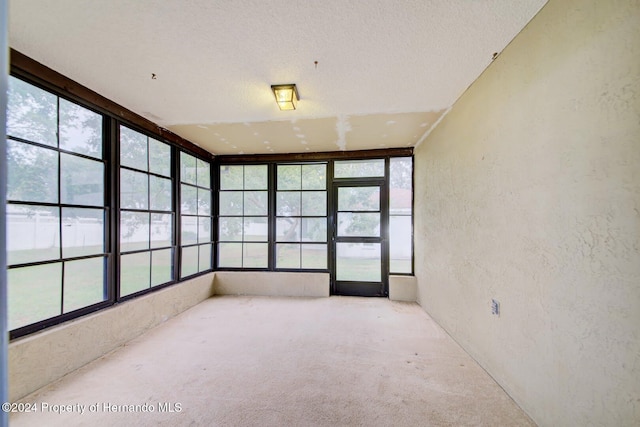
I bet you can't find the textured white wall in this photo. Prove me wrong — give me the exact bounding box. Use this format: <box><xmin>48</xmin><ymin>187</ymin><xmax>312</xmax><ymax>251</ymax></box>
<box><xmin>414</xmin><ymin>0</ymin><xmax>640</xmax><ymax>426</ymax></box>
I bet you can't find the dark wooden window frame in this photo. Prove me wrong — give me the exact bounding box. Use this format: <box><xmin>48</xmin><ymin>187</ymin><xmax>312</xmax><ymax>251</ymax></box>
<box><xmin>8</xmin><ymin>50</ymin><xmax>214</xmax><ymax>339</ymax></box>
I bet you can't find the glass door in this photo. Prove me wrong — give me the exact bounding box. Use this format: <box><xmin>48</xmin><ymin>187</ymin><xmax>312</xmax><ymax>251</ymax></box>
<box><xmin>332</xmin><ymin>183</ymin><xmax>387</xmax><ymax>296</ymax></box>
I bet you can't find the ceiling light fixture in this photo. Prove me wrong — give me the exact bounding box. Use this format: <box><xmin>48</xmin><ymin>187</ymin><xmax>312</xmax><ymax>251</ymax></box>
<box><xmin>271</xmin><ymin>84</ymin><xmax>299</xmax><ymax>111</ymax></box>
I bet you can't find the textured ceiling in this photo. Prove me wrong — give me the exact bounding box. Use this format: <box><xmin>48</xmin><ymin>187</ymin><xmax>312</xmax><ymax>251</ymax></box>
<box><xmin>9</xmin><ymin>0</ymin><xmax>547</xmax><ymax>155</ymax></box>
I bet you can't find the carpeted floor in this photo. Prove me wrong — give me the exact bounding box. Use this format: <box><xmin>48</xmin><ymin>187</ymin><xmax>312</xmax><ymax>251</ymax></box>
<box><xmin>11</xmin><ymin>296</ymin><xmax>535</xmax><ymax>426</ymax></box>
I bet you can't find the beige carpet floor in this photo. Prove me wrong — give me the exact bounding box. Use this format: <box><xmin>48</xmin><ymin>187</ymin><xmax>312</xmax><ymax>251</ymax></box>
<box><xmin>11</xmin><ymin>296</ymin><xmax>535</xmax><ymax>426</ymax></box>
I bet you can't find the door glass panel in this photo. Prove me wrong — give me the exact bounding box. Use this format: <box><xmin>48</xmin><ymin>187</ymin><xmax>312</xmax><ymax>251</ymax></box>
<box><xmin>336</xmin><ymin>243</ymin><xmax>381</xmax><ymax>282</ymax></box>
<box><xmin>337</xmin><ymin>212</ymin><xmax>380</xmax><ymax>237</ymax></box>
<box><xmin>338</xmin><ymin>187</ymin><xmax>380</xmax><ymax>211</ymax></box>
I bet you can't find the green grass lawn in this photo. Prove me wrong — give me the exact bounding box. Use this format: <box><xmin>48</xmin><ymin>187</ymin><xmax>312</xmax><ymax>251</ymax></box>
<box><xmin>8</xmin><ymin>246</ymin><xmax>412</xmax><ymax>331</ymax></box>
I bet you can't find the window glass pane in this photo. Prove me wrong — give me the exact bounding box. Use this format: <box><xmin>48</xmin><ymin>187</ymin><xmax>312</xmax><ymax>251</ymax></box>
<box><xmin>120</xmin><ymin>126</ymin><xmax>148</xmax><ymax>171</ymax></box>
<box><xmin>390</xmin><ymin>157</ymin><xmax>412</xmax><ymax>215</ymax></box>
<box><xmin>198</xmin><ymin>217</ymin><xmax>211</xmax><ymax>243</ymax></box>
<box><xmin>196</xmin><ymin>159</ymin><xmax>211</xmax><ymax>188</ymax></box>
<box><xmin>276</xmin><ymin>192</ymin><xmax>300</xmax><ymax>216</ymax></box>
<box><xmin>7</xmin><ymin>140</ymin><xmax>58</xmax><ymax>203</ymax></box>
<box><xmin>181</xmin><ymin>245</ymin><xmax>199</xmax><ymax>277</ymax></box>
<box><xmin>302</xmin><ymin>244</ymin><xmax>327</xmax><ymax>269</ymax></box>
<box><xmin>121</xmin><ymin>169</ymin><xmax>149</xmax><ymax>210</ymax></box>
<box><xmin>218</xmin><ymin>243</ymin><xmax>242</xmax><ymax>268</ymax></box>
<box><xmin>244</xmin><ymin>191</ymin><xmax>267</xmax><ymax>216</ymax></box>
<box><xmin>244</xmin><ymin>165</ymin><xmax>268</xmax><ymax>190</ymax></box>
<box><xmin>7</xmin><ymin>76</ymin><xmax>57</xmax><ymax>146</ymax></box>
<box><xmin>338</xmin><ymin>187</ymin><xmax>380</xmax><ymax>211</ymax></box>
<box><xmin>219</xmin><ymin>191</ymin><xmax>243</xmax><ymax>216</ymax></box>
<box><xmin>61</xmin><ymin>153</ymin><xmax>104</xmax><ymax>206</ymax></box>
<box><xmin>180</xmin><ymin>184</ymin><xmax>197</xmax><ymax>214</ymax></box>
<box><xmin>149</xmin><ymin>175</ymin><xmax>172</xmax><ymax>211</ymax></box>
<box><xmin>180</xmin><ymin>152</ymin><xmax>197</xmax><ymax>184</ymax></box>
<box><xmin>301</xmin><ymin>218</ymin><xmax>326</xmax><ymax>242</ymax></box>
<box><xmin>63</xmin><ymin>257</ymin><xmax>105</xmax><ymax>312</ymax></box>
<box><xmin>244</xmin><ymin>217</ymin><xmax>268</xmax><ymax>242</ymax></box>
<box><xmin>336</xmin><ymin>243</ymin><xmax>381</xmax><ymax>282</ymax></box>
<box><xmin>8</xmin><ymin>263</ymin><xmax>62</xmax><ymax>330</ymax></box>
<box><xmin>121</xmin><ymin>252</ymin><xmax>151</xmax><ymax>296</ymax></box>
<box><xmin>121</xmin><ymin>212</ymin><xmax>150</xmax><ymax>252</ymax></box>
<box><xmin>337</xmin><ymin>212</ymin><xmax>380</xmax><ymax>237</ymax></box>
<box><xmin>277</xmin><ymin>165</ymin><xmax>301</xmax><ymax>190</ymax></box>
<box><xmin>59</xmin><ymin>98</ymin><xmax>102</xmax><ymax>158</ymax></box>
<box><xmin>302</xmin><ymin>164</ymin><xmax>326</xmax><ymax>190</ymax></box>
<box><xmin>149</xmin><ymin>138</ymin><xmax>171</xmax><ymax>177</ymax></box>
<box><xmin>181</xmin><ymin>216</ymin><xmax>198</xmax><ymax>245</ymax></box>
<box><xmin>301</xmin><ymin>191</ymin><xmax>326</xmax><ymax>216</ymax></box>
<box><xmin>243</xmin><ymin>243</ymin><xmax>268</xmax><ymax>268</ymax></box>
<box><xmin>7</xmin><ymin>205</ymin><xmax>60</xmax><ymax>265</ymax></box>
<box><xmin>150</xmin><ymin>213</ymin><xmax>172</xmax><ymax>248</ymax></box>
<box><xmin>334</xmin><ymin>159</ymin><xmax>384</xmax><ymax>178</ymax></box>
<box><xmin>219</xmin><ymin>217</ymin><xmax>242</xmax><ymax>241</ymax></box>
<box><xmin>220</xmin><ymin>165</ymin><xmax>243</xmax><ymax>190</ymax></box>
<box><xmin>62</xmin><ymin>208</ymin><xmax>104</xmax><ymax>257</ymax></box>
<box><xmin>198</xmin><ymin>188</ymin><xmax>211</xmax><ymax>215</ymax></box>
<box><xmin>277</xmin><ymin>218</ymin><xmax>300</xmax><ymax>242</ymax></box>
<box><xmin>199</xmin><ymin>244</ymin><xmax>212</xmax><ymax>272</ymax></box>
<box><xmin>151</xmin><ymin>249</ymin><xmax>173</xmax><ymax>286</ymax></box>
<box><xmin>276</xmin><ymin>244</ymin><xmax>300</xmax><ymax>268</ymax></box>
<box><xmin>390</xmin><ymin>216</ymin><xmax>412</xmax><ymax>273</ymax></box>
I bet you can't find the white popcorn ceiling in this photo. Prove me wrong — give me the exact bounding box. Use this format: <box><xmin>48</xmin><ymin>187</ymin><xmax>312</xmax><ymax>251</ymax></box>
<box><xmin>9</xmin><ymin>0</ymin><xmax>547</xmax><ymax>155</ymax></box>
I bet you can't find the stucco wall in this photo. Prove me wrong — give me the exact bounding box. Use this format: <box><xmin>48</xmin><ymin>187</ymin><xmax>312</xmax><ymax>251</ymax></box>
<box><xmin>9</xmin><ymin>272</ymin><xmax>214</xmax><ymax>401</ymax></box>
<box><xmin>414</xmin><ymin>0</ymin><xmax>640</xmax><ymax>426</ymax></box>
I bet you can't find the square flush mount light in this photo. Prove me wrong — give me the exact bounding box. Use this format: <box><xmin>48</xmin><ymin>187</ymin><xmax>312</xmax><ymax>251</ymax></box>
<box><xmin>271</xmin><ymin>84</ymin><xmax>299</xmax><ymax>110</ymax></box>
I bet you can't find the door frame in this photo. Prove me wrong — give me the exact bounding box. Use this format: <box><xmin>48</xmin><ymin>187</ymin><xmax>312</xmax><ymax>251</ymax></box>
<box><xmin>330</xmin><ymin>179</ymin><xmax>388</xmax><ymax>297</ymax></box>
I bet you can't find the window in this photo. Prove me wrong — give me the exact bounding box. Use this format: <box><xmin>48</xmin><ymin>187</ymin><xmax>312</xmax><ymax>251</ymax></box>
<box><xmin>275</xmin><ymin>163</ymin><xmax>328</xmax><ymax>269</ymax></box>
<box><xmin>218</xmin><ymin>165</ymin><xmax>268</xmax><ymax>268</ymax></box>
<box><xmin>6</xmin><ymin>59</ymin><xmax>214</xmax><ymax>338</ymax></box>
<box><xmin>119</xmin><ymin>125</ymin><xmax>173</xmax><ymax>296</ymax></box>
<box><xmin>389</xmin><ymin>157</ymin><xmax>413</xmax><ymax>273</ymax></box>
<box><xmin>6</xmin><ymin>76</ymin><xmax>107</xmax><ymax>330</ymax></box>
<box><xmin>179</xmin><ymin>152</ymin><xmax>213</xmax><ymax>277</ymax></box>
<box><xmin>334</xmin><ymin>159</ymin><xmax>385</xmax><ymax>178</ymax></box>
